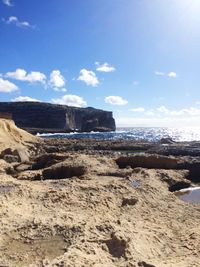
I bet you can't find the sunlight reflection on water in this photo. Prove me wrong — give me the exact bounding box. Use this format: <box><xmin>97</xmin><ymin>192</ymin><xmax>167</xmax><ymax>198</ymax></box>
<box><xmin>37</xmin><ymin>127</ymin><xmax>200</xmax><ymax>142</ymax></box>
<box><xmin>177</xmin><ymin>187</ymin><xmax>200</xmax><ymax>204</ymax></box>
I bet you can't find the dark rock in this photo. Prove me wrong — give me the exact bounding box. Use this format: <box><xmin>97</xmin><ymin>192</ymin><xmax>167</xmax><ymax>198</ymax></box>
<box><xmin>81</xmin><ymin>118</ymin><xmax>99</xmax><ymax>132</ymax></box>
<box><xmin>3</xmin><ymin>154</ymin><xmax>19</xmax><ymax>163</ymax></box>
<box><xmin>116</xmin><ymin>155</ymin><xmax>180</xmax><ymax>169</ymax></box>
<box><xmin>160</xmin><ymin>137</ymin><xmax>175</xmax><ymax>144</ymax></box>
<box><xmin>0</xmin><ymin>102</ymin><xmax>116</xmax><ymax>133</ymax></box>
<box><xmin>0</xmin><ymin>148</ymin><xmax>19</xmax><ymax>163</ymax></box>
<box><xmin>169</xmin><ymin>181</ymin><xmax>191</xmax><ymax>192</ymax></box>
<box><xmin>122</xmin><ymin>197</ymin><xmax>138</xmax><ymax>206</ymax></box>
<box><xmin>45</xmin><ymin>146</ymin><xmax>60</xmax><ymax>153</ymax></box>
<box><xmin>105</xmin><ymin>233</ymin><xmax>127</xmax><ymax>258</ymax></box>
<box><xmin>5</xmin><ymin>165</ymin><xmax>16</xmax><ymax>175</ymax></box>
<box><xmin>42</xmin><ymin>162</ymin><xmax>86</xmax><ymax>180</ymax></box>
<box><xmin>0</xmin><ymin>148</ymin><xmax>13</xmax><ymax>156</ymax></box>
<box><xmin>32</xmin><ymin>153</ymin><xmax>67</xmax><ymax>170</ymax></box>
<box><xmin>0</xmin><ymin>148</ymin><xmax>29</xmax><ymax>163</ymax></box>
<box><xmin>180</xmin><ymin>161</ymin><xmax>200</xmax><ymax>183</ymax></box>
<box><xmin>148</xmin><ymin>143</ymin><xmax>200</xmax><ymax>157</ymax></box>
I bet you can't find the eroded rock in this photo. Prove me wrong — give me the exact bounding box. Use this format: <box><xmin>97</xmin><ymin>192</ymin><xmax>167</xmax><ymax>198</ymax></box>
<box><xmin>105</xmin><ymin>232</ymin><xmax>128</xmax><ymax>258</ymax></box>
<box><xmin>42</xmin><ymin>162</ymin><xmax>86</xmax><ymax>180</ymax></box>
<box><xmin>122</xmin><ymin>197</ymin><xmax>138</xmax><ymax>207</ymax></box>
<box><xmin>138</xmin><ymin>261</ymin><xmax>156</xmax><ymax>267</ymax></box>
<box><xmin>32</xmin><ymin>153</ymin><xmax>68</xmax><ymax>170</ymax></box>
<box><xmin>0</xmin><ymin>147</ymin><xmax>29</xmax><ymax>163</ymax></box>
<box><xmin>116</xmin><ymin>155</ymin><xmax>180</xmax><ymax>169</ymax></box>
<box><xmin>169</xmin><ymin>181</ymin><xmax>191</xmax><ymax>192</ymax></box>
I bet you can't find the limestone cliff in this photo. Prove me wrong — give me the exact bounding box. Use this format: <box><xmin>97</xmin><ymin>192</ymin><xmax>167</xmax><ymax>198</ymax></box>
<box><xmin>0</xmin><ymin>102</ymin><xmax>116</xmax><ymax>133</ymax></box>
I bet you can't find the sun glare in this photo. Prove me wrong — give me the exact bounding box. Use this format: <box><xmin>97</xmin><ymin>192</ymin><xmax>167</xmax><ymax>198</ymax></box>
<box><xmin>177</xmin><ymin>0</ymin><xmax>200</xmax><ymax>15</ymax></box>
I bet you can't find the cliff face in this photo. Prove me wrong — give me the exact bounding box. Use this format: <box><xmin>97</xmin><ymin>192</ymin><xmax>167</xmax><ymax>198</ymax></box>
<box><xmin>0</xmin><ymin>102</ymin><xmax>116</xmax><ymax>133</ymax></box>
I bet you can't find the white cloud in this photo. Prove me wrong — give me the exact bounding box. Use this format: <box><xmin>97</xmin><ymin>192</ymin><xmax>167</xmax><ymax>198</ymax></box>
<box><xmin>26</xmin><ymin>71</ymin><xmax>46</xmax><ymax>83</ymax></box>
<box><xmin>53</xmin><ymin>87</ymin><xmax>67</xmax><ymax>92</ymax></box>
<box><xmin>156</xmin><ymin>105</ymin><xmax>169</xmax><ymax>114</ymax></box>
<box><xmin>130</xmin><ymin>107</ymin><xmax>145</xmax><ymax>112</ymax></box>
<box><xmin>52</xmin><ymin>94</ymin><xmax>87</xmax><ymax>107</ymax></box>
<box><xmin>6</xmin><ymin>68</ymin><xmax>46</xmax><ymax>84</ymax></box>
<box><xmin>145</xmin><ymin>110</ymin><xmax>155</xmax><ymax>116</ymax></box>
<box><xmin>177</xmin><ymin>107</ymin><xmax>200</xmax><ymax>116</ymax></box>
<box><xmin>77</xmin><ymin>69</ymin><xmax>99</xmax><ymax>87</ymax></box>
<box><xmin>2</xmin><ymin>0</ymin><xmax>13</xmax><ymax>6</ymax></box>
<box><xmin>155</xmin><ymin>71</ymin><xmax>165</xmax><ymax>76</ymax></box>
<box><xmin>0</xmin><ymin>78</ymin><xmax>18</xmax><ymax>93</ymax></box>
<box><xmin>155</xmin><ymin>105</ymin><xmax>200</xmax><ymax>117</ymax></box>
<box><xmin>155</xmin><ymin>71</ymin><xmax>177</xmax><ymax>78</ymax></box>
<box><xmin>5</xmin><ymin>16</ymin><xmax>34</xmax><ymax>28</ymax></box>
<box><xmin>168</xmin><ymin>72</ymin><xmax>177</xmax><ymax>78</ymax></box>
<box><xmin>11</xmin><ymin>96</ymin><xmax>40</xmax><ymax>102</ymax></box>
<box><xmin>105</xmin><ymin>96</ymin><xmax>128</xmax><ymax>106</ymax></box>
<box><xmin>50</xmin><ymin>70</ymin><xmax>65</xmax><ymax>89</ymax></box>
<box><xmin>95</xmin><ymin>62</ymin><xmax>115</xmax><ymax>72</ymax></box>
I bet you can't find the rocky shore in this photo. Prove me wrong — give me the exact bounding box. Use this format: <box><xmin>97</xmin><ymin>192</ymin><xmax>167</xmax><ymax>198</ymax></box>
<box><xmin>0</xmin><ymin>120</ymin><xmax>200</xmax><ymax>266</ymax></box>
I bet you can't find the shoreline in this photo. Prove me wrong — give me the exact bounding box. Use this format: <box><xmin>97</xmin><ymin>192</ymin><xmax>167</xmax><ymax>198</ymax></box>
<box><xmin>40</xmin><ymin>137</ymin><xmax>200</xmax><ymax>157</ymax></box>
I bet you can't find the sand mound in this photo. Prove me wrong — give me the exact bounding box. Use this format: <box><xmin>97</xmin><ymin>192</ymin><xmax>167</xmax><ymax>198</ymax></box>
<box><xmin>0</xmin><ymin>119</ymin><xmax>39</xmax><ymax>152</ymax></box>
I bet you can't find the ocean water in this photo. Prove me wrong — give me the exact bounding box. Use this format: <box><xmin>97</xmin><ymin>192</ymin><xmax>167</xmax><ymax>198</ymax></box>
<box><xmin>37</xmin><ymin>127</ymin><xmax>200</xmax><ymax>142</ymax></box>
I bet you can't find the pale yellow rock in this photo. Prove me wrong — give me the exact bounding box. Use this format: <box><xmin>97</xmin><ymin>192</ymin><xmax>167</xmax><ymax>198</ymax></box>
<box><xmin>0</xmin><ymin>118</ymin><xmax>39</xmax><ymax>153</ymax></box>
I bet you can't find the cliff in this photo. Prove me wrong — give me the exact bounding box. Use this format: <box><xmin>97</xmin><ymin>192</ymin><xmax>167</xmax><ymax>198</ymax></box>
<box><xmin>0</xmin><ymin>102</ymin><xmax>116</xmax><ymax>133</ymax></box>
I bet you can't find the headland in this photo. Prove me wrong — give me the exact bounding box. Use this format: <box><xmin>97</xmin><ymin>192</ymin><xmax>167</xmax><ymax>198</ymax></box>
<box><xmin>0</xmin><ymin>102</ymin><xmax>116</xmax><ymax>134</ymax></box>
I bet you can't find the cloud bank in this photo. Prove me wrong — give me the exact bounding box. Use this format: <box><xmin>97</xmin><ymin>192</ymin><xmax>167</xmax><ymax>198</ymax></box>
<box><xmin>117</xmin><ymin>105</ymin><xmax>200</xmax><ymax>127</ymax></box>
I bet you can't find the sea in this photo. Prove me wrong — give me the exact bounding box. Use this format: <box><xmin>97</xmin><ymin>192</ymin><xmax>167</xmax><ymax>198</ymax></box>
<box><xmin>37</xmin><ymin>127</ymin><xmax>200</xmax><ymax>142</ymax></box>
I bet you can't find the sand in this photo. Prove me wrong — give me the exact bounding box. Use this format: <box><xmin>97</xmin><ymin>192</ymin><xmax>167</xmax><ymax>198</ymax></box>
<box><xmin>0</xmin><ymin>118</ymin><xmax>39</xmax><ymax>152</ymax></box>
<box><xmin>0</xmin><ymin>120</ymin><xmax>200</xmax><ymax>267</ymax></box>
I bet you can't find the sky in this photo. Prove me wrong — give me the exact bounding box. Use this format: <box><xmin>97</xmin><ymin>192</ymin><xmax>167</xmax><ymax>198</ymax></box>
<box><xmin>1</xmin><ymin>0</ymin><xmax>200</xmax><ymax>127</ymax></box>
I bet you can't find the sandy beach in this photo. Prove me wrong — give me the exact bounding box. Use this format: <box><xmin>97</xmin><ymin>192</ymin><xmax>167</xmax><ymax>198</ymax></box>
<box><xmin>0</xmin><ymin>119</ymin><xmax>200</xmax><ymax>267</ymax></box>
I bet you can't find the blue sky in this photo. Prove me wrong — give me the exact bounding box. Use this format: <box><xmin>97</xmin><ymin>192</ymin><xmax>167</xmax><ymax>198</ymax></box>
<box><xmin>1</xmin><ymin>0</ymin><xmax>200</xmax><ymax>127</ymax></box>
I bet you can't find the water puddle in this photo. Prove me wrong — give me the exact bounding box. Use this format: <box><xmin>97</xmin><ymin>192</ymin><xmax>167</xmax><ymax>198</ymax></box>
<box><xmin>2</xmin><ymin>235</ymin><xmax>68</xmax><ymax>266</ymax></box>
<box><xmin>0</xmin><ymin>184</ymin><xmax>15</xmax><ymax>194</ymax></box>
<box><xmin>175</xmin><ymin>187</ymin><xmax>200</xmax><ymax>204</ymax></box>
<box><xmin>131</xmin><ymin>180</ymin><xmax>141</xmax><ymax>188</ymax></box>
